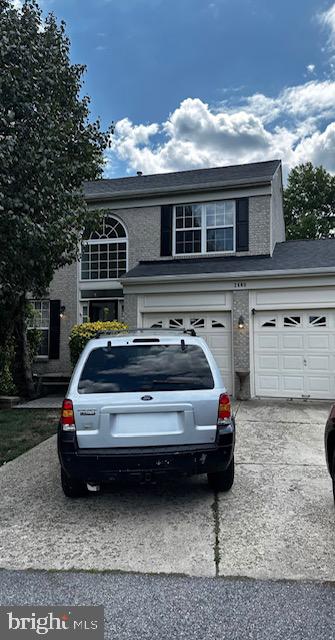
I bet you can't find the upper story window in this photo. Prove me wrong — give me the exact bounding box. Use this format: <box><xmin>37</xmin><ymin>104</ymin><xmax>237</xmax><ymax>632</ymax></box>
<box><xmin>81</xmin><ymin>216</ymin><xmax>127</xmax><ymax>281</ymax></box>
<box><xmin>174</xmin><ymin>200</ymin><xmax>235</xmax><ymax>255</ymax></box>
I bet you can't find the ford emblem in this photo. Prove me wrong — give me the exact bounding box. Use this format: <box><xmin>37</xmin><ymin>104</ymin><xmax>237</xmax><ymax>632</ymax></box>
<box><xmin>141</xmin><ymin>395</ymin><xmax>153</xmax><ymax>401</ymax></box>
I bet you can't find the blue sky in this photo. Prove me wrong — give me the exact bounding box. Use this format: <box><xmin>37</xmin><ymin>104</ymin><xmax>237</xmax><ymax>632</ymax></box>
<box><xmin>30</xmin><ymin>0</ymin><xmax>335</xmax><ymax>177</ymax></box>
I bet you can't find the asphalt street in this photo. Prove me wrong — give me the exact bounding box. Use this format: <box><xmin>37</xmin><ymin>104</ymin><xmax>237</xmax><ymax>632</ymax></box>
<box><xmin>0</xmin><ymin>569</ymin><xmax>334</xmax><ymax>640</ymax></box>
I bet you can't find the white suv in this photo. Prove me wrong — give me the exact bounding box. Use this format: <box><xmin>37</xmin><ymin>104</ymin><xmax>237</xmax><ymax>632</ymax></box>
<box><xmin>58</xmin><ymin>330</ymin><xmax>235</xmax><ymax>497</ymax></box>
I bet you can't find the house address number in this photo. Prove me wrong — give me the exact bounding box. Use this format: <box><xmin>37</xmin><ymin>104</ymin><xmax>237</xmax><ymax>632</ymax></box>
<box><xmin>234</xmin><ymin>282</ymin><xmax>247</xmax><ymax>288</ymax></box>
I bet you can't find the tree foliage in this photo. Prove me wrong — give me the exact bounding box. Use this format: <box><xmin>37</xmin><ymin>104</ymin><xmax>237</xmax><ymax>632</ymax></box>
<box><xmin>284</xmin><ymin>163</ymin><xmax>335</xmax><ymax>240</ymax></box>
<box><xmin>0</xmin><ymin>0</ymin><xmax>111</xmax><ymax>395</ymax></box>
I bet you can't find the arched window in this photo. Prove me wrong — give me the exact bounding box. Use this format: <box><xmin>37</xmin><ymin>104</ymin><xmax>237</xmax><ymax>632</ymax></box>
<box><xmin>81</xmin><ymin>216</ymin><xmax>127</xmax><ymax>280</ymax></box>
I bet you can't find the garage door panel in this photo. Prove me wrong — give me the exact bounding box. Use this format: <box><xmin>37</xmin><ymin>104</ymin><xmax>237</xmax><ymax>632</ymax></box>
<box><xmin>206</xmin><ymin>334</ymin><xmax>231</xmax><ymax>349</ymax></box>
<box><xmin>258</xmin><ymin>355</ymin><xmax>279</xmax><ymax>370</ymax></box>
<box><xmin>306</xmin><ymin>335</ymin><xmax>330</xmax><ymax>350</ymax></box>
<box><xmin>254</xmin><ymin>309</ymin><xmax>334</xmax><ymax>399</ymax></box>
<box><xmin>306</xmin><ymin>376</ymin><xmax>332</xmax><ymax>393</ymax></box>
<box><xmin>258</xmin><ymin>376</ymin><xmax>279</xmax><ymax>392</ymax></box>
<box><xmin>282</xmin><ymin>355</ymin><xmax>304</xmax><ymax>370</ymax></box>
<box><xmin>307</xmin><ymin>355</ymin><xmax>330</xmax><ymax>370</ymax></box>
<box><xmin>281</xmin><ymin>335</ymin><xmax>304</xmax><ymax>350</ymax></box>
<box><xmin>282</xmin><ymin>376</ymin><xmax>304</xmax><ymax>392</ymax></box>
<box><xmin>256</xmin><ymin>335</ymin><xmax>279</xmax><ymax>350</ymax></box>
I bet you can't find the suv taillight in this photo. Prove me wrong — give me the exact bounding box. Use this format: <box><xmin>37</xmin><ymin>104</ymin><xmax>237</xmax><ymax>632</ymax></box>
<box><xmin>61</xmin><ymin>399</ymin><xmax>76</xmax><ymax>431</ymax></box>
<box><xmin>217</xmin><ymin>393</ymin><xmax>231</xmax><ymax>426</ymax></box>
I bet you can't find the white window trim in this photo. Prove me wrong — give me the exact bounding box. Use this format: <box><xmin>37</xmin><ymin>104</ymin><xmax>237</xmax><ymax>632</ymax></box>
<box><xmin>28</xmin><ymin>299</ymin><xmax>50</xmax><ymax>359</ymax></box>
<box><xmin>80</xmin><ymin>215</ymin><xmax>128</xmax><ymax>282</ymax></box>
<box><xmin>172</xmin><ymin>200</ymin><xmax>236</xmax><ymax>257</ymax></box>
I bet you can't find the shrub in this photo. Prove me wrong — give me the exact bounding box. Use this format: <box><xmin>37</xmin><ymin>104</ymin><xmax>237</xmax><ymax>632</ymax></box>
<box><xmin>26</xmin><ymin>303</ymin><xmax>42</xmax><ymax>363</ymax></box>
<box><xmin>0</xmin><ymin>338</ymin><xmax>17</xmax><ymax>395</ymax></box>
<box><xmin>69</xmin><ymin>321</ymin><xmax>128</xmax><ymax>367</ymax></box>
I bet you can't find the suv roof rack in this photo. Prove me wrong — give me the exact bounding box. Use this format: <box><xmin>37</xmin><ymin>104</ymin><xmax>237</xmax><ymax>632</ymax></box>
<box><xmin>95</xmin><ymin>327</ymin><xmax>197</xmax><ymax>337</ymax></box>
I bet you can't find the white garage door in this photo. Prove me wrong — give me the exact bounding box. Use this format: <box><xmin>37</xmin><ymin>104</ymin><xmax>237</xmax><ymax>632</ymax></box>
<box><xmin>142</xmin><ymin>312</ymin><xmax>233</xmax><ymax>394</ymax></box>
<box><xmin>254</xmin><ymin>310</ymin><xmax>335</xmax><ymax>399</ymax></box>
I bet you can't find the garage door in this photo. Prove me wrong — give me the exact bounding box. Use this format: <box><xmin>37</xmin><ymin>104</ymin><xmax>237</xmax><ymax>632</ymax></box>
<box><xmin>142</xmin><ymin>312</ymin><xmax>233</xmax><ymax>394</ymax></box>
<box><xmin>254</xmin><ymin>310</ymin><xmax>335</xmax><ymax>399</ymax></box>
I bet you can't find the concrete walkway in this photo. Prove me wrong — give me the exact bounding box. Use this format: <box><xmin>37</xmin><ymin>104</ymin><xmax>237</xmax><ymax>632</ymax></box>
<box><xmin>15</xmin><ymin>395</ymin><xmax>63</xmax><ymax>409</ymax></box>
<box><xmin>0</xmin><ymin>399</ymin><xmax>334</xmax><ymax>581</ymax></box>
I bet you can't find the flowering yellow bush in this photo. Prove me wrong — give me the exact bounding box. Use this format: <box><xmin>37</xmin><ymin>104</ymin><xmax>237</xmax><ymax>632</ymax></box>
<box><xmin>69</xmin><ymin>320</ymin><xmax>128</xmax><ymax>367</ymax></box>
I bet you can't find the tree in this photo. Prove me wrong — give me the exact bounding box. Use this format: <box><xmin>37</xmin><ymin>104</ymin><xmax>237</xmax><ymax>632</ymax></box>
<box><xmin>0</xmin><ymin>0</ymin><xmax>111</xmax><ymax>396</ymax></box>
<box><xmin>284</xmin><ymin>163</ymin><xmax>335</xmax><ymax>240</ymax></box>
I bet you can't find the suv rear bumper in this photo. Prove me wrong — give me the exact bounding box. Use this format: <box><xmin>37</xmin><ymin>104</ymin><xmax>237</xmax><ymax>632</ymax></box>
<box><xmin>58</xmin><ymin>421</ymin><xmax>235</xmax><ymax>483</ymax></box>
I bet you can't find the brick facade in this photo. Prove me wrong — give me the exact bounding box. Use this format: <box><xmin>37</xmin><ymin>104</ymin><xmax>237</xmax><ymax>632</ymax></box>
<box><xmin>33</xmin><ymin>261</ymin><xmax>77</xmax><ymax>376</ymax></box>
<box><xmin>271</xmin><ymin>166</ymin><xmax>286</xmax><ymax>251</ymax></box>
<box><xmin>123</xmin><ymin>293</ymin><xmax>138</xmax><ymax>329</ymax></box>
<box><xmin>34</xmin><ymin>163</ymin><xmax>284</xmax><ymax>397</ymax></box>
<box><xmin>95</xmin><ymin>204</ymin><xmax>161</xmax><ymax>269</ymax></box>
<box><xmin>248</xmin><ymin>196</ymin><xmax>271</xmax><ymax>256</ymax></box>
<box><xmin>232</xmin><ymin>290</ymin><xmax>250</xmax><ymax>399</ymax></box>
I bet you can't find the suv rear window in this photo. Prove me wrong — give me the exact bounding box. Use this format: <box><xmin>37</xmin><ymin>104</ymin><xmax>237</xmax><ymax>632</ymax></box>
<box><xmin>78</xmin><ymin>344</ymin><xmax>214</xmax><ymax>394</ymax></box>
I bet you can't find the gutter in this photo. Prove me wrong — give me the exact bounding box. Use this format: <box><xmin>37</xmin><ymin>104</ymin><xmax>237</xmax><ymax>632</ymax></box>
<box><xmin>120</xmin><ymin>266</ymin><xmax>335</xmax><ymax>285</ymax></box>
<box><xmin>85</xmin><ymin>177</ymin><xmax>272</xmax><ymax>202</ymax></box>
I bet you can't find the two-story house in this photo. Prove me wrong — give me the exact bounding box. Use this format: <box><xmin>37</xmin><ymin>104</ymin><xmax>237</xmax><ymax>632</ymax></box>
<box><xmin>32</xmin><ymin>159</ymin><xmax>335</xmax><ymax>400</ymax></box>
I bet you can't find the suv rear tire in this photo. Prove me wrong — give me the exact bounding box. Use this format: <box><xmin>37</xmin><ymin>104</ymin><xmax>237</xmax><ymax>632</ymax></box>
<box><xmin>61</xmin><ymin>468</ymin><xmax>88</xmax><ymax>498</ymax></box>
<box><xmin>207</xmin><ymin>456</ymin><xmax>234</xmax><ymax>492</ymax></box>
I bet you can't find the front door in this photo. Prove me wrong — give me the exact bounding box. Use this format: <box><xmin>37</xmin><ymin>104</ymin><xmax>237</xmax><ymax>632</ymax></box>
<box><xmin>89</xmin><ymin>300</ymin><xmax>118</xmax><ymax>322</ymax></box>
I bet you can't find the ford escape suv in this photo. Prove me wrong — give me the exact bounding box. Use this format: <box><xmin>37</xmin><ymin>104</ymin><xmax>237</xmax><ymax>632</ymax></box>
<box><xmin>58</xmin><ymin>330</ymin><xmax>235</xmax><ymax>497</ymax></box>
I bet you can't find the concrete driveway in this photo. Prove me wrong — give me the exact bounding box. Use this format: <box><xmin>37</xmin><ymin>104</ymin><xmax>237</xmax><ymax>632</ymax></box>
<box><xmin>0</xmin><ymin>400</ymin><xmax>334</xmax><ymax>581</ymax></box>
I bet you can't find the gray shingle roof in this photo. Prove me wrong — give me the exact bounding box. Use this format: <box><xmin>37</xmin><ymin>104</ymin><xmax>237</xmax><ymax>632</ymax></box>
<box><xmin>124</xmin><ymin>239</ymin><xmax>335</xmax><ymax>279</ymax></box>
<box><xmin>84</xmin><ymin>160</ymin><xmax>281</xmax><ymax>200</ymax></box>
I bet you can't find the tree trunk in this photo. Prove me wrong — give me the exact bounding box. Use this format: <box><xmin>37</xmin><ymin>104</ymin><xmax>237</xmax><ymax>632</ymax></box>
<box><xmin>15</xmin><ymin>295</ymin><xmax>36</xmax><ymax>399</ymax></box>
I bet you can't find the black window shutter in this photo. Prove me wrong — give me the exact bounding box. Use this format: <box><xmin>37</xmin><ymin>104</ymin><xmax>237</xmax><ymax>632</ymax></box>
<box><xmin>49</xmin><ymin>299</ymin><xmax>61</xmax><ymax>360</ymax></box>
<box><xmin>160</xmin><ymin>205</ymin><xmax>173</xmax><ymax>256</ymax></box>
<box><xmin>236</xmin><ymin>198</ymin><xmax>249</xmax><ymax>252</ymax></box>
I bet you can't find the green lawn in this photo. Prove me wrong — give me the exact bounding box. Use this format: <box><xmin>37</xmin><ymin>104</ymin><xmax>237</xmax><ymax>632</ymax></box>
<box><xmin>0</xmin><ymin>409</ymin><xmax>59</xmax><ymax>466</ymax></box>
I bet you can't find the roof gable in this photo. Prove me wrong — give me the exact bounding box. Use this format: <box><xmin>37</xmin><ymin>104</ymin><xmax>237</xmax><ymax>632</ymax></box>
<box><xmin>85</xmin><ymin>160</ymin><xmax>281</xmax><ymax>200</ymax></box>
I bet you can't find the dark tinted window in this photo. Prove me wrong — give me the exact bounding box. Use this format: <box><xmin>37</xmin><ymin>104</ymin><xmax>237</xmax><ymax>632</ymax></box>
<box><xmin>78</xmin><ymin>344</ymin><xmax>214</xmax><ymax>394</ymax></box>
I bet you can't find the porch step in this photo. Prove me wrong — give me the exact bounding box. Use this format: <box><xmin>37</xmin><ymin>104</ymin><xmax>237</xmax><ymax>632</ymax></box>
<box><xmin>37</xmin><ymin>373</ymin><xmax>70</xmax><ymax>396</ymax></box>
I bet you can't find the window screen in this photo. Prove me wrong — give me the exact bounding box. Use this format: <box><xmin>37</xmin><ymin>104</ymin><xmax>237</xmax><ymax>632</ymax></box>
<box><xmin>78</xmin><ymin>344</ymin><xmax>214</xmax><ymax>393</ymax></box>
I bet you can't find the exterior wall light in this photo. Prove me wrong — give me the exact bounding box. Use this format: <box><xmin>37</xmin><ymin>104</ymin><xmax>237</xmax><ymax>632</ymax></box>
<box><xmin>238</xmin><ymin>315</ymin><xmax>245</xmax><ymax>329</ymax></box>
<box><xmin>60</xmin><ymin>305</ymin><xmax>66</xmax><ymax>319</ymax></box>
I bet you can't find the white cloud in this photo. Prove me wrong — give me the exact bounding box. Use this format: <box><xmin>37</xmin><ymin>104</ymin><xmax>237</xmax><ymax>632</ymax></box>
<box><xmin>108</xmin><ymin>78</ymin><xmax>335</xmax><ymax>178</ymax></box>
<box><xmin>247</xmin><ymin>80</ymin><xmax>335</xmax><ymax>123</ymax></box>
<box><xmin>110</xmin><ymin>99</ymin><xmax>275</xmax><ymax>175</ymax></box>
<box><xmin>106</xmin><ymin>4</ymin><xmax>335</xmax><ymax>179</ymax></box>
<box><xmin>294</xmin><ymin>122</ymin><xmax>335</xmax><ymax>172</ymax></box>
<box><xmin>320</xmin><ymin>3</ymin><xmax>335</xmax><ymax>49</ymax></box>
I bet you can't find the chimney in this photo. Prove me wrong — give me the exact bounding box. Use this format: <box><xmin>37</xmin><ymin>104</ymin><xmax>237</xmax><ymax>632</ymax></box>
<box><xmin>137</xmin><ymin>171</ymin><xmax>143</xmax><ymax>176</ymax></box>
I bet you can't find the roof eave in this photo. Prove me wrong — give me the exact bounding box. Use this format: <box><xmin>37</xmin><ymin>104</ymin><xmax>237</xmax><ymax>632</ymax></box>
<box><xmin>85</xmin><ymin>176</ymin><xmax>273</xmax><ymax>202</ymax></box>
<box><xmin>121</xmin><ymin>266</ymin><xmax>335</xmax><ymax>285</ymax></box>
